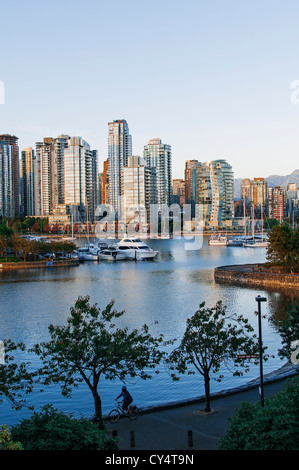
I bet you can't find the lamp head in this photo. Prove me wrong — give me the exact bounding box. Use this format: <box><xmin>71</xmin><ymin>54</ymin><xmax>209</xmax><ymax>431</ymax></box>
<box><xmin>255</xmin><ymin>295</ymin><xmax>267</xmax><ymax>302</ymax></box>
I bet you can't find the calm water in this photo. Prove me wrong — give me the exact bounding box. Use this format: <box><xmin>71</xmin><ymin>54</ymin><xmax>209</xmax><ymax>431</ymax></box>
<box><xmin>0</xmin><ymin>237</ymin><xmax>297</xmax><ymax>425</ymax></box>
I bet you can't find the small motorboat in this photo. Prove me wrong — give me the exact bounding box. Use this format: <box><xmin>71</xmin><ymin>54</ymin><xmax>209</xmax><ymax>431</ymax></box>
<box><xmin>99</xmin><ymin>247</ymin><xmax>128</xmax><ymax>261</ymax></box>
<box><xmin>208</xmin><ymin>235</ymin><xmax>228</xmax><ymax>246</ymax></box>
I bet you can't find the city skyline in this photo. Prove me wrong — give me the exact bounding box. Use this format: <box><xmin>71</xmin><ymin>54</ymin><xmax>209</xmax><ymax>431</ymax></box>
<box><xmin>1</xmin><ymin>1</ymin><xmax>299</xmax><ymax>180</ymax></box>
<box><xmin>1</xmin><ymin>125</ymin><xmax>299</xmax><ymax>185</ymax></box>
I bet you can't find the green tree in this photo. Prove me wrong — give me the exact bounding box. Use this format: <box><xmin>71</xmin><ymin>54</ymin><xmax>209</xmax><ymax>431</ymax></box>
<box><xmin>32</xmin><ymin>296</ymin><xmax>168</xmax><ymax>422</ymax></box>
<box><xmin>0</xmin><ymin>234</ymin><xmax>10</xmax><ymax>260</ymax></box>
<box><xmin>11</xmin><ymin>405</ymin><xmax>117</xmax><ymax>450</ymax></box>
<box><xmin>34</xmin><ymin>240</ymin><xmax>51</xmax><ymax>256</ymax></box>
<box><xmin>167</xmin><ymin>301</ymin><xmax>264</xmax><ymax>412</ymax></box>
<box><xmin>0</xmin><ymin>340</ymin><xmax>35</xmax><ymax>410</ymax></box>
<box><xmin>22</xmin><ymin>217</ymin><xmax>36</xmax><ymax>231</ymax></box>
<box><xmin>276</xmin><ymin>303</ymin><xmax>299</xmax><ymax>363</ymax></box>
<box><xmin>0</xmin><ymin>223</ymin><xmax>13</xmax><ymax>237</ymax></box>
<box><xmin>37</xmin><ymin>218</ymin><xmax>48</xmax><ymax>233</ymax></box>
<box><xmin>266</xmin><ymin>224</ymin><xmax>298</xmax><ymax>271</ymax></box>
<box><xmin>11</xmin><ymin>221</ymin><xmax>23</xmax><ymax>233</ymax></box>
<box><xmin>264</xmin><ymin>218</ymin><xmax>279</xmax><ymax>230</ymax></box>
<box><xmin>58</xmin><ymin>241</ymin><xmax>77</xmax><ymax>258</ymax></box>
<box><xmin>218</xmin><ymin>377</ymin><xmax>299</xmax><ymax>450</ymax></box>
<box><xmin>10</xmin><ymin>233</ymin><xmax>32</xmax><ymax>262</ymax></box>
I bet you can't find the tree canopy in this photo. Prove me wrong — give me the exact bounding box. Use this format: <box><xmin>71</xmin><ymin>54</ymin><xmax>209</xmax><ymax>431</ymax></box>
<box><xmin>266</xmin><ymin>224</ymin><xmax>299</xmax><ymax>272</ymax></box>
<box><xmin>167</xmin><ymin>301</ymin><xmax>264</xmax><ymax>412</ymax></box>
<box><xmin>32</xmin><ymin>296</ymin><xmax>169</xmax><ymax>421</ymax></box>
<box><xmin>0</xmin><ymin>340</ymin><xmax>35</xmax><ymax>410</ymax></box>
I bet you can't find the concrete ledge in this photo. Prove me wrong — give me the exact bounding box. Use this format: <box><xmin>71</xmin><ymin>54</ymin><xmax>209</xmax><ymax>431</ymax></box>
<box><xmin>214</xmin><ymin>264</ymin><xmax>299</xmax><ymax>290</ymax></box>
<box><xmin>0</xmin><ymin>259</ymin><xmax>79</xmax><ymax>270</ymax></box>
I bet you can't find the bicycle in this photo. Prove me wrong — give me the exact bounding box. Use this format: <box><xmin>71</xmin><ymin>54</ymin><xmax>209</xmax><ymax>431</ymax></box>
<box><xmin>107</xmin><ymin>400</ymin><xmax>140</xmax><ymax>423</ymax></box>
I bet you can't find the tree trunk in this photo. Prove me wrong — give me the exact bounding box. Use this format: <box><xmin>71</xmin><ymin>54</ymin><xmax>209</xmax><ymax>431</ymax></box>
<box><xmin>204</xmin><ymin>371</ymin><xmax>211</xmax><ymax>412</ymax></box>
<box><xmin>93</xmin><ymin>391</ymin><xmax>103</xmax><ymax>425</ymax></box>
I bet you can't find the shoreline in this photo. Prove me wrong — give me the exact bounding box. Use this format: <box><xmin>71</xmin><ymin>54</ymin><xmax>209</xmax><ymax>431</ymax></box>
<box><xmin>131</xmin><ymin>264</ymin><xmax>299</xmax><ymax>417</ymax></box>
<box><xmin>214</xmin><ymin>263</ymin><xmax>299</xmax><ymax>290</ymax></box>
<box><xmin>0</xmin><ymin>259</ymin><xmax>79</xmax><ymax>270</ymax></box>
<box><xmin>120</xmin><ymin>361</ymin><xmax>298</xmax><ymax>417</ymax></box>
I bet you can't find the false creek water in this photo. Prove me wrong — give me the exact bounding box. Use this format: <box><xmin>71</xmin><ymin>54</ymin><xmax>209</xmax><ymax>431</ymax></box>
<box><xmin>0</xmin><ymin>236</ymin><xmax>297</xmax><ymax>426</ymax></box>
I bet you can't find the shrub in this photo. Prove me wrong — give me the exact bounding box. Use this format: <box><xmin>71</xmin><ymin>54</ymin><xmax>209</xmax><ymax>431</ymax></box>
<box><xmin>0</xmin><ymin>425</ymin><xmax>23</xmax><ymax>450</ymax></box>
<box><xmin>218</xmin><ymin>377</ymin><xmax>299</xmax><ymax>450</ymax></box>
<box><xmin>11</xmin><ymin>404</ymin><xmax>118</xmax><ymax>450</ymax></box>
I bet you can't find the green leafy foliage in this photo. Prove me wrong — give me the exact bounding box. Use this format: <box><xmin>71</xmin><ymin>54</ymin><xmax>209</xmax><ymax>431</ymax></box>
<box><xmin>11</xmin><ymin>405</ymin><xmax>118</xmax><ymax>450</ymax></box>
<box><xmin>167</xmin><ymin>301</ymin><xmax>263</xmax><ymax>412</ymax></box>
<box><xmin>266</xmin><ymin>225</ymin><xmax>299</xmax><ymax>272</ymax></box>
<box><xmin>32</xmin><ymin>296</ymin><xmax>169</xmax><ymax>420</ymax></box>
<box><xmin>276</xmin><ymin>303</ymin><xmax>299</xmax><ymax>362</ymax></box>
<box><xmin>218</xmin><ymin>377</ymin><xmax>299</xmax><ymax>450</ymax></box>
<box><xmin>0</xmin><ymin>340</ymin><xmax>35</xmax><ymax>410</ymax></box>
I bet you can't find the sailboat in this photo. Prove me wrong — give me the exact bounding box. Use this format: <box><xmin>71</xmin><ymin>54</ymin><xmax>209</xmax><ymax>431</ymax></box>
<box><xmin>228</xmin><ymin>194</ymin><xmax>251</xmax><ymax>246</ymax></box>
<box><xmin>62</xmin><ymin>212</ymin><xmax>76</xmax><ymax>241</ymax></box>
<box><xmin>243</xmin><ymin>203</ymin><xmax>269</xmax><ymax>248</ymax></box>
<box><xmin>75</xmin><ymin>207</ymin><xmax>99</xmax><ymax>261</ymax></box>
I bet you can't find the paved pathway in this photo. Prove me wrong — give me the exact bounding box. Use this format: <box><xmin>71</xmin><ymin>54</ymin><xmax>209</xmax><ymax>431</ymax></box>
<box><xmin>106</xmin><ymin>377</ymin><xmax>296</xmax><ymax>450</ymax></box>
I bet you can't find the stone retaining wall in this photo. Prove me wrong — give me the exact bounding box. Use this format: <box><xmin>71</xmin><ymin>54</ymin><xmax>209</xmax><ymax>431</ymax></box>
<box><xmin>214</xmin><ymin>264</ymin><xmax>299</xmax><ymax>289</ymax></box>
<box><xmin>0</xmin><ymin>259</ymin><xmax>79</xmax><ymax>270</ymax></box>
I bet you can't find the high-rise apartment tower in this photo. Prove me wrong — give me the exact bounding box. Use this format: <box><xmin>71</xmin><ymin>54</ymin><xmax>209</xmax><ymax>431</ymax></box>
<box><xmin>143</xmin><ymin>138</ymin><xmax>172</xmax><ymax>210</ymax></box>
<box><xmin>108</xmin><ymin>120</ymin><xmax>132</xmax><ymax>213</ymax></box>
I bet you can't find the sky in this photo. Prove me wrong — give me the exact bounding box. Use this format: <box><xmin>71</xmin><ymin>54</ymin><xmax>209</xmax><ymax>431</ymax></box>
<box><xmin>1</xmin><ymin>0</ymin><xmax>299</xmax><ymax>180</ymax></box>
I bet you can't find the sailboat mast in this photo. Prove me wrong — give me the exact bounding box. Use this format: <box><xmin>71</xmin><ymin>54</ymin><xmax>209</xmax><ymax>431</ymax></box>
<box><xmin>243</xmin><ymin>191</ymin><xmax>246</xmax><ymax>239</ymax></box>
<box><xmin>261</xmin><ymin>192</ymin><xmax>264</xmax><ymax>242</ymax></box>
<box><xmin>71</xmin><ymin>211</ymin><xmax>74</xmax><ymax>240</ymax></box>
<box><xmin>252</xmin><ymin>204</ymin><xmax>255</xmax><ymax>240</ymax></box>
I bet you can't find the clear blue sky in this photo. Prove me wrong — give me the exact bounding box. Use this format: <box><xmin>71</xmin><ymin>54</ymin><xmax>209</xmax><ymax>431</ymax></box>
<box><xmin>1</xmin><ymin>0</ymin><xmax>299</xmax><ymax>179</ymax></box>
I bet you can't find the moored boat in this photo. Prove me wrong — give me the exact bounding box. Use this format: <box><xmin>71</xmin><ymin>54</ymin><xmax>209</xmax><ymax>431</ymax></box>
<box><xmin>243</xmin><ymin>240</ymin><xmax>269</xmax><ymax>248</ymax></box>
<box><xmin>208</xmin><ymin>235</ymin><xmax>228</xmax><ymax>246</ymax></box>
<box><xmin>116</xmin><ymin>237</ymin><xmax>158</xmax><ymax>260</ymax></box>
<box><xmin>99</xmin><ymin>247</ymin><xmax>128</xmax><ymax>261</ymax></box>
<box><xmin>75</xmin><ymin>246</ymin><xmax>99</xmax><ymax>261</ymax></box>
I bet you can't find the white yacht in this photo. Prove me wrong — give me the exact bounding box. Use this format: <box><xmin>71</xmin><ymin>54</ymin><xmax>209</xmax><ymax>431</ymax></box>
<box><xmin>116</xmin><ymin>237</ymin><xmax>159</xmax><ymax>260</ymax></box>
<box><xmin>208</xmin><ymin>234</ymin><xmax>228</xmax><ymax>246</ymax></box>
<box><xmin>99</xmin><ymin>247</ymin><xmax>128</xmax><ymax>261</ymax></box>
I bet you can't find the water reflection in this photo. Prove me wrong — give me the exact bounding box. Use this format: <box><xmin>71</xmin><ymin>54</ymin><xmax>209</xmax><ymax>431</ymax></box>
<box><xmin>0</xmin><ymin>238</ymin><xmax>297</xmax><ymax>425</ymax></box>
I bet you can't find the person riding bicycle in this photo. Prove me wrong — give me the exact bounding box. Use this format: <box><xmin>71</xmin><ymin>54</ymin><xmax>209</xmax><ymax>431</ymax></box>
<box><xmin>116</xmin><ymin>385</ymin><xmax>133</xmax><ymax>412</ymax></box>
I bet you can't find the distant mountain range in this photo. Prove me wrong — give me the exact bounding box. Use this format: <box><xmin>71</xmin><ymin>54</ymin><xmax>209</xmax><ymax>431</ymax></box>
<box><xmin>234</xmin><ymin>169</ymin><xmax>299</xmax><ymax>200</ymax></box>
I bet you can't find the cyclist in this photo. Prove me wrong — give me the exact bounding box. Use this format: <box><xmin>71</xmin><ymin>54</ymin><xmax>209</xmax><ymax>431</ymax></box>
<box><xmin>116</xmin><ymin>385</ymin><xmax>133</xmax><ymax>413</ymax></box>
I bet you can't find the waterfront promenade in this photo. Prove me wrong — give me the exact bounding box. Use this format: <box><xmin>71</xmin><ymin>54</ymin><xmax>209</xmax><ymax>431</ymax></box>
<box><xmin>107</xmin><ymin>365</ymin><xmax>298</xmax><ymax>450</ymax></box>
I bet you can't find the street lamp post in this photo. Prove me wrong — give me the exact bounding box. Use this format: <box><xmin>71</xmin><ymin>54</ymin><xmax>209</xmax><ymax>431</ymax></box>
<box><xmin>255</xmin><ymin>295</ymin><xmax>267</xmax><ymax>407</ymax></box>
